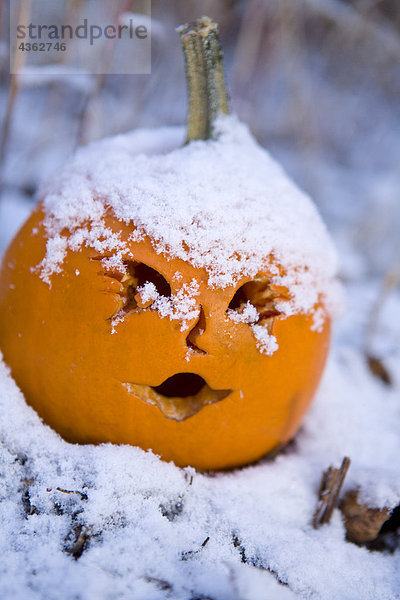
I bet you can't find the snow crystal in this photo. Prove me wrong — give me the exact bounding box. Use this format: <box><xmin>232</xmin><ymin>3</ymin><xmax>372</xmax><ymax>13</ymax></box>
<box><xmin>136</xmin><ymin>281</ymin><xmax>159</xmax><ymax>305</ymax></box>
<box><xmin>151</xmin><ymin>279</ymin><xmax>200</xmax><ymax>331</ymax></box>
<box><xmin>227</xmin><ymin>300</ymin><xmax>259</xmax><ymax>324</ymax></box>
<box><xmin>250</xmin><ymin>323</ymin><xmax>279</xmax><ymax>356</ymax></box>
<box><xmin>38</xmin><ymin>116</ymin><xmax>341</xmax><ymax>324</ymax></box>
<box><xmin>227</xmin><ymin>301</ymin><xmax>278</xmax><ymax>355</ymax></box>
<box><xmin>311</xmin><ymin>305</ymin><xmax>327</xmax><ymax>332</ymax></box>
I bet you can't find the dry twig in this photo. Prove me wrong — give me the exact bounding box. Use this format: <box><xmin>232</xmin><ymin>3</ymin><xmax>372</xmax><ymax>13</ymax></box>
<box><xmin>364</xmin><ymin>265</ymin><xmax>399</xmax><ymax>385</ymax></box>
<box><xmin>313</xmin><ymin>457</ymin><xmax>351</xmax><ymax>528</ymax></box>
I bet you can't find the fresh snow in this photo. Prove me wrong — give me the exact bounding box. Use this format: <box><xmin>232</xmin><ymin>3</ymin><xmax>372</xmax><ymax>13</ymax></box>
<box><xmin>227</xmin><ymin>302</ymin><xmax>279</xmax><ymax>355</ymax></box>
<box><xmin>38</xmin><ymin>116</ymin><xmax>341</xmax><ymax>328</ymax></box>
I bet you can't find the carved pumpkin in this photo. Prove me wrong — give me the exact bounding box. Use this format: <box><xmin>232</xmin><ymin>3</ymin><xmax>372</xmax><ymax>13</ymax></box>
<box><xmin>0</xmin><ymin>18</ymin><xmax>338</xmax><ymax>470</ymax></box>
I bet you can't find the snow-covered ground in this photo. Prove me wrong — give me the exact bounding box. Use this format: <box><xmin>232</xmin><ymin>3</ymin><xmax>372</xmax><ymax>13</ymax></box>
<box><xmin>1</xmin><ymin>1</ymin><xmax>400</xmax><ymax>598</ymax></box>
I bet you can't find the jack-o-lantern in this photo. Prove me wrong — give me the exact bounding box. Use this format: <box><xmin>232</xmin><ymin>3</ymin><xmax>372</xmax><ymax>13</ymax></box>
<box><xmin>0</xmin><ymin>18</ymin><xmax>339</xmax><ymax>470</ymax></box>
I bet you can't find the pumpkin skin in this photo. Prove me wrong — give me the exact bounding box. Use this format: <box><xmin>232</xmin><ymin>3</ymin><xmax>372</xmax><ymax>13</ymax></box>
<box><xmin>0</xmin><ymin>204</ymin><xmax>330</xmax><ymax>470</ymax></box>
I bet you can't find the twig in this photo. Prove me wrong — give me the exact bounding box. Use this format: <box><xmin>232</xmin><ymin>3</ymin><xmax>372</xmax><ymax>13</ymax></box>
<box><xmin>313</xmin><ymin>457</ymin><xmax>351</xmax><ymax>528</ymax></box>
<box><xmin>365</xmin><ymin>265</ymin><xmax>399</xmax><ymax>355</ymax></box>
<box><xmin>46</xmin><ymin>487</ymin><xmax>88</xmax><ymax>501</ymax></box>
<box><xmin>364</xmin><ymin>264</ymin><xmax>399</xmax><ymax>385</ymax></box>
<box><xmin>64</xmin><ymin>523</ymin><xmax>92</xmax><ymax>560</ymax></box>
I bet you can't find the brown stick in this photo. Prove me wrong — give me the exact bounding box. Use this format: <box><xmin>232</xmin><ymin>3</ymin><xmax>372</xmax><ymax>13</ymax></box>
<box><xmin>313</xmin><ymin>456</ymin><xmax>351</xmax><ymax>528</ymax></box>
<box><xmin>177</xmin><ymin>16</ymin><xmax>230</xmax><ymax>142</ymax></box>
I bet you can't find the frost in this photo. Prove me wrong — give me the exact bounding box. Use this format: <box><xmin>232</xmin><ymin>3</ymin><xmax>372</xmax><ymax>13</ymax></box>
<box><xmin>227</xmin><ymin>301</ymin><xmax>259</xmax><ymax>324</ymax></box>
<box><xmin>227</xmin><ymin>301</ymin><xmax>280</xmax><ymax>355</ymax></box>
<box><xmin>311</xmin><ymin>306</ymin><xmax>327</xmax><ymax>332</ymax></box>
<box><xmin>38</xmin><ymin>116</ymin><xmax>341</xmax><ymax>321</ymax></box>
<box><xmin>136</xmin><ymin>281</ymin><xmax>158</xmax><ymax>305</ymax></box>
<box><xmin>150</xmin><ymin>279</ymin><xmax>200</xmax><ymax>331</ymax></box>
<box><xmin>251</xmin><ymin>324</ymin><xmax>279</xmax><ymax>356</ymax></box>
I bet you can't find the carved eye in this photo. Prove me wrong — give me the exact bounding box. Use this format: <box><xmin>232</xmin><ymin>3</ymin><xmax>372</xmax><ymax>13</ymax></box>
<box><xmin>227</xmin><ymin>278</ymin><xmax>284</xmax><ymax>326</ymax></box>
<box><xmin>100</xmin><ymin>259</ymin><xmax>171</xmax><ymax>317</ymax></box>
<box><xmin>227</xmin><ymin>285</ymin><xmax>247</xmax><ymax>311</ymax></box>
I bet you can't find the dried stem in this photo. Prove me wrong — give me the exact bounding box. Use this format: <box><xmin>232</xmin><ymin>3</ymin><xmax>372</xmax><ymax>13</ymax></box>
<box><xmin>313</xmin><ymin>456</ymin><xmax>351</xmax><ymax>528</ymax></box>
<box><xmin>365</xmin><ymin>265</ymin><xmax>399</xmax><ymax>355</ymax></box>
<box><xmin>178</xmin><ymin>16</ymin><xmax>230</xmax><ymax>142</ymax></box>
<box><xmin>363</xmin><ymin>264</ymin><xmax>399</xmax><ymax>386</ymax></box>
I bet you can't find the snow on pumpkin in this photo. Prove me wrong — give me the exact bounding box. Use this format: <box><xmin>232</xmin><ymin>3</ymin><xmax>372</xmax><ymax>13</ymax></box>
<box><xmin>0</xmin><ymin>18</ymin><xmax>341</xmax><ymax>470</ymax></box>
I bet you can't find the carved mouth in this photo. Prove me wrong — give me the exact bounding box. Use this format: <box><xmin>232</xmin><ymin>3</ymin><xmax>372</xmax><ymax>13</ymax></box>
<box><xmin>123</xmin><ymin>373</ymin><xmax>232</xmax><ymax>421</ymax></box>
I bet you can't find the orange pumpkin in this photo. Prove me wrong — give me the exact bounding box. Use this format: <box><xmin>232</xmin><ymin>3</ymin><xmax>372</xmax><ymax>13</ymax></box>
<box><xmin>0</xmin><ymin>203</ymin><xmax>330</xmax><ymax>470</ymax></box>
<box><xmin>0</xmin><ymin>18</ymin><xmax>336</xmax><ymax>470</ymax></box>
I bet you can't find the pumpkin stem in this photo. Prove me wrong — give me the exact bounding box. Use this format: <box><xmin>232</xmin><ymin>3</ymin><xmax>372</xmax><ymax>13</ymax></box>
<box><xmin>178</xmin><ymin>16</ymin><xmax>230</xmax><ymax>142</ymax></box>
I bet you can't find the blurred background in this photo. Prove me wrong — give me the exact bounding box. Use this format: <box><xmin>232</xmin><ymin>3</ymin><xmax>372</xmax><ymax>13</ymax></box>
<box><xmin>1</xmin><ymin>0</ymin><xmax>400</xmax><ymax>362</ymax></box>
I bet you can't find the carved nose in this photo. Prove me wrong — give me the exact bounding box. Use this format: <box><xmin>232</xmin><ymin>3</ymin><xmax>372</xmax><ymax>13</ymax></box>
<box><xmin>186</xmin><ymin>305</ymin><xmax>208</xmax><ymax>354</ymax></box>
